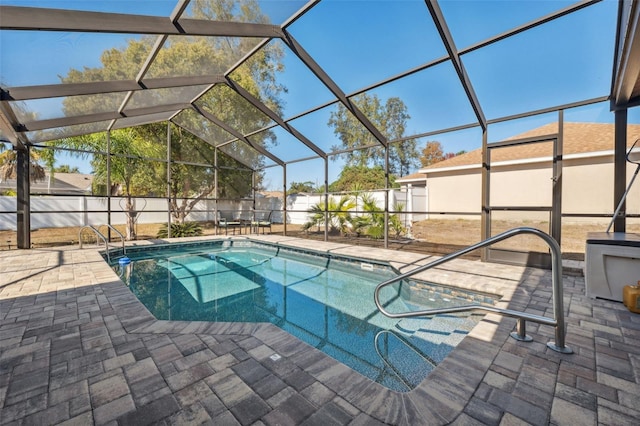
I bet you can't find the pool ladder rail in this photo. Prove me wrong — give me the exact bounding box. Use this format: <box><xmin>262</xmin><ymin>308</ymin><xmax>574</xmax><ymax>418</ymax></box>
<box><xmin>78</xmin><ymin>224</ymin><xmax>126</xmax><ymax>263</ymax></box>
<box><xmin>374</xmin><ymin>227</ymin><xmax>573</xmax><ymax>354</ymax></box>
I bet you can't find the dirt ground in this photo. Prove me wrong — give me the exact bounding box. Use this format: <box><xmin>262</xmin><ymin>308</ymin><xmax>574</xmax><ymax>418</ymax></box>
<box><xmin>2</xmin><ymin>218</ymin><xmax>636</xmax><ymax>261</ymax></box>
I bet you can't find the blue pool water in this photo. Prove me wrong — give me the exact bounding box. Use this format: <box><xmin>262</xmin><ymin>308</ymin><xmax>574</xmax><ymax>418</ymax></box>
<box><xmin>111</xmin><ymin>240</ymin><xmax>491</xmax><ymax>392</ymax></box>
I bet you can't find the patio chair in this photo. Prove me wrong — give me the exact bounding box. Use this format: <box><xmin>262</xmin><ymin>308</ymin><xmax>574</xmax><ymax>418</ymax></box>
<box><xmin>251</xmin><ymin>211</ymin><xmax>273</xmax><ymax>234</ymax></box>
<box><xmin>219</xmin><ymin>217</ymin><xmax>242</xmax><ymax>235</ymax></box>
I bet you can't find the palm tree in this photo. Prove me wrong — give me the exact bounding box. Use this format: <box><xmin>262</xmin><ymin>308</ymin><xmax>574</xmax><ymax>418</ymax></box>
<box><xmin>354</xmin><ymin>194</ymin><xmax>406</xmax><ymax>239</ymax></box>
<box><xmin>302</xmin><ymin>195</ymin><xmax>356</xmax><ymax>235</ymax></box>
<box><xmin>0</xmin><ymin>146</ymin><xmax>47</xmax><ymax>184</ymax></box>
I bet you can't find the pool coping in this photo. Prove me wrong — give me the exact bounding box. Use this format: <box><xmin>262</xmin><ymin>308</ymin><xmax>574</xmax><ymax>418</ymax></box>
<box><xmin>99</xmin><ymin>234</ymin><xmax>540</xmax><ymax>423</ymax></box>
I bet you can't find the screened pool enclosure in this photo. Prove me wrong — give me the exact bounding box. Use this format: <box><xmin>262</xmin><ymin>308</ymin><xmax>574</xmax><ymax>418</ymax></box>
<box><xmin>2</xmin><ymin>0</ymin><xmax>640</xmax><ymax>266</ymax></box>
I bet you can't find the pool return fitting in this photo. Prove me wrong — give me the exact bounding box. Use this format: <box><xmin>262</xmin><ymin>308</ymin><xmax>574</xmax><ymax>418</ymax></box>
<box><xmin>374</xmin><ymin>227</ymin><xmax>572</xmax><ymax>354</ymax></box>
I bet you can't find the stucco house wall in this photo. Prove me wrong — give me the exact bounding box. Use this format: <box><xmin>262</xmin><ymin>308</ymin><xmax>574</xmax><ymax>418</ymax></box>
<box><xmin>421</xmin><ymin>122</ymin><xmax>640</xmax><ymax>224</ymax></box>
<box><xmin>426</xmin><ymin>169</ymin><xmax>480</xmax><ymax>218</ymax></box>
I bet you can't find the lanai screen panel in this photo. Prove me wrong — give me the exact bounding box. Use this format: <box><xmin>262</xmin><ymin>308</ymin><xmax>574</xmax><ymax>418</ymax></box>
<box><xmin>361</xmin><ymin>61</ymin><xmax>478</xmax><ymax>137</ymax></box>
<box><xmin>11</xmin><ymin>93</ymin><xmax>127</xmax><ymax>122</ymax></box>
<box><xmin>460</xmin><ymin>1</ymin><xmax>617</xmax><ymax>120</ymax></box>
<box><xmin>26</xmin><ymin>121</ymin><xmax>112</xmax><ymax>144</ymax></box>
<box><xmin>248</xmin><ymin>127</ymin><xmax>318</xmax><ymax>163</ymax></box>
<box><xmin>125</xmin><ymin>86</ymin><xmax>211</xmax><ymax>111</ymax></box>
<box><xmin>172</xmin><ymin>108</ymin><xmax>235</xmax><ymax>147</ymax></box>
<box><xmin>239</xmin><ymin>39</ymin><xmax>338</xmax><ymax>120</ymax></box>
<box><xmin>0</xmin><ymin>0</ymin><xmax>624</xmax><ymax>193</ymax></box>
<box><xmin>144</xmin><ymin>35</ymin><xmax>267</xmax><ymax>79</ymax></box>
<box><xmin>112</xmin><ymin>112</ymin><xmax>178</xmax><ymax>131</ymax></box>
<box><xmin>0</xmin><ymin>30</ymin><xmax>152</xmax><ymax>87</ymax></box>
<box><xmin>4</xmin><ymin>1</ymin><xmax>177</xmax><ymax>16</ymax></box>
<box><xmin>439</xmin><ymin>0</ymin><xmax>581</xmax><ymax>48</ymax></box>
<box><xmin>195</xmin><ymin>84</ymin><xmax>275</xmax><ymax>136</ymax></box>
<box><xmin>287</xmin><ymin>0</ymin><xmax>447</xmax><ymax>94</ymax></box>
<box><xmin>184</xmin><ymin>0</ymin><xmax>306</xmax><ymax>26</ymax></box>
<box><xmin>219</xmin><ymin>139</ymin><xmax>276</xmax><ymax>170</ymax></box>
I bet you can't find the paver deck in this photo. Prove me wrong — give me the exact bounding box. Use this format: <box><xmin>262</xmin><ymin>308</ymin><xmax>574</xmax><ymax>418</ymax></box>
<box><xmin>1</xmin><ymin>235</ymin><xmax>639</xmax><ymax>425</ymax></box>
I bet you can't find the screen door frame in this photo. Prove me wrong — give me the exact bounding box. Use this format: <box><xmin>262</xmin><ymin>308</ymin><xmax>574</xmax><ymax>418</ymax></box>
<box><xmin>483</xmin><ymin>133</ymin><xmax>562</xmax><ymax>269</ymax></box>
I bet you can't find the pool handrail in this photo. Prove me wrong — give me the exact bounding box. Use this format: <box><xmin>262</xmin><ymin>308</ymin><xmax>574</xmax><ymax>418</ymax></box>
<box><xmin>374</xmin><ymin>227</ymin><xmax>573</xmax><ymax>354</ymax></box>
<box><xmin>98</xmin><ymin>224</ymin><xmax>126</xmax><ymax>256</ymax></box>
<box><xmin>78</xmin><ymin>225</ymin><xmax>111</xmax><ymax>263</ymax></box>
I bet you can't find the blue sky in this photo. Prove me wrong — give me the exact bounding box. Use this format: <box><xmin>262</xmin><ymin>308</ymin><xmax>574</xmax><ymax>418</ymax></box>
<box><xmin>0</xmin><ymin>0</ymin><xmax>626</xmax><ymax>189</ymax></box>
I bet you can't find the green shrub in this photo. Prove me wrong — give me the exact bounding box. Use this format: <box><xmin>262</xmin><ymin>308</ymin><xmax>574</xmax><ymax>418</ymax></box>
<box><xmin>156</xmin><ymin>222</ymin><xmax>203</xmax><ymax>238</ymax></box>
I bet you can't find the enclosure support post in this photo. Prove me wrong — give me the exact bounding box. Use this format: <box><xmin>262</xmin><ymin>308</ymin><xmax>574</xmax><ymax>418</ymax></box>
<box><xmin>283</xmin><ymin>164</ymin><xmax>287</xmax><ymax>236</ymax></box>
<box><xmin>481</xmin><ymin>129</ymin><xmax>489</xmax><ymax>261</ymax></box>
<box><xmin>214</xmin><ymin>148</ymin><xmax>218</xmax><ymax>235</ymax></box>
<box><xmin>406</xmin><ymin>184</ymin><xmax>413</xmax><ymax>238</ymax></box>
<box><xmin>324</xmin><ymin>157</ymin><xmax>328</xmax><ymax>242</ymax></box>
<box><xmin>252</xmin><ymin>171</ymin><xmax>256</xmax><ymax>230</ymax></box>
<box><xmin>166</xmin><ymin>122</ymin><xmax>172</xmax><ymax>239</ymax></box>
<box><xmin>384</xmin><ymin>144</ymin><xmax>389</xmax><ymax>249</ymax></box>
<box><xmin>106</xmin><ymin>130</ymin><xmax>112</xmax><ymax>241</ymax></box>
<box><xmin>614</xmin><ymin>108</ymin><xmax>628</xmax><ymax>232</ymax></box>
<box><xmin>16</xmin><ymin>146</ymin><xmax>30</xmax><ymax>249</ymax></box>
<box><xmin>551</xmin><ymin>111</ymin><xmax>563</xmax><ymax>245</ymax></box>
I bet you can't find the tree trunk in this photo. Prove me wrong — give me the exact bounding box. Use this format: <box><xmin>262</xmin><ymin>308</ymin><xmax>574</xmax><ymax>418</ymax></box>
<box><xmin>124</xmin><ymin>196</ymin><xmax>136</xmax><ymax>240</ymax></box>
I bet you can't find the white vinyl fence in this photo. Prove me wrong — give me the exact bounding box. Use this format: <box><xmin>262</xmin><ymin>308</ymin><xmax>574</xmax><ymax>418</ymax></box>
<box><xmin>0</xmin><ymin>187</ymin><xmax>427</xmax><ymax>231</ymax></box>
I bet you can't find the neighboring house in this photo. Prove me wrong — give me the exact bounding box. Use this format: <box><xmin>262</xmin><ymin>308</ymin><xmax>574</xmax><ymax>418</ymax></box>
<box><xmin>419</xmin><ymin>122</ymin><xmax>640</xmax><ymax>222</ymax></box>
<box><xmin>395</xmin><ymin>171</ymin><xmax>427</xmax><ymax>189</ymax></box>
<box><xmin>0</xmin><ymin>172</ymin><xmax>94</xmax><ymax>195</ymax></box>
<box><xmin>392</xmin><ymin>172</ymin><xmax>429</xmax><ymax>225</ymax></box>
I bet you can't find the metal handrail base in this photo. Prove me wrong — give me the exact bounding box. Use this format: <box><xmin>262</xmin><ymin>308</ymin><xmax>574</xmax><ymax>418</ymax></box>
<box><xmin>374</xmin><ymin>227</ymin><xmax>573</xmax><ymax>354</ymax></box>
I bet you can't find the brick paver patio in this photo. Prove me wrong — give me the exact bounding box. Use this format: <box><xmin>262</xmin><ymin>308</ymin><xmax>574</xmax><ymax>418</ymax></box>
<box><xmin>1</xmin><ymin>235</ymin><xmax>638</xmax><ymax>425</ymax></box>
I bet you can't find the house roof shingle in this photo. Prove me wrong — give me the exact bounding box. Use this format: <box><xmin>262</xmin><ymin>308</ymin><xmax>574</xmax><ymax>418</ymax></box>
<box><xmin>395</xmin><ymin>171</ymin><xmax>426</xmax><ymax>183</ymax></box>
<box><xmin>422</xmin><ymin>122</ymin><xmax>640</xmax><ymax>172</ymax></box>
<box><xmin>0</xmin><ymin>172</ymin><xmax>93</xmax><ymax>194</ymax></box>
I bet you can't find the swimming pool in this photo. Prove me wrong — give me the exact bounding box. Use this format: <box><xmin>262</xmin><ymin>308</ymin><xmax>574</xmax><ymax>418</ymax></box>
<box><xmin>109</xmin><ymin>239</ymin><xmax>494</xmax><ymax>392</ymax></box>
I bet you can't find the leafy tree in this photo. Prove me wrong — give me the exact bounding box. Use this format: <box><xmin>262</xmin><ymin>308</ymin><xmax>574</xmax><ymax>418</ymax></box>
<box><xmin>287</xmin><ymin>181</ymin><xmax>316</xmax><ymax>195</ymax></box>
<box><xmin>329</xmin><ymin>165</ymin><xmax>398</xmax><ymax>192</ymax></box>
<box><xmin>420</xmin><ymin>142</ymin><xmax>467</xmax><ymax>167</ymax></box>
<box><xmin>53</xmin><ymin>164</ymin><xmax>80</xmax><ymax>173</ymax></box>
<box><xmin>328</xmin><ymin>93</ymin><xmax>419</xmax><ymax>175</ymax></box>
<box><xmin>420</xmin><ymin>141</ymin><xmax>445</xmax><ymax>167</ymax></box>
<box><xmin>136</xmin><ymin>123</ymin><xmax>251</xmax><ymax>222</ymax></box>
<box><xmin>58</xmin><ymin>129</ymin><xmax>164</xmax><ymax>240</ymax></box>
<box><xmin>52</xmin><ymin>1</ymin><xmax>285</xmax><ymax>235</ymax></box>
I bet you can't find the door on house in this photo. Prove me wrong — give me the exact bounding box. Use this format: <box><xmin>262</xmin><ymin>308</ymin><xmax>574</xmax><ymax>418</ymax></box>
<box><xmin>486</xmin><ymin>135</ymin><xmax>561</xmax><ymax>269</ymax></box>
